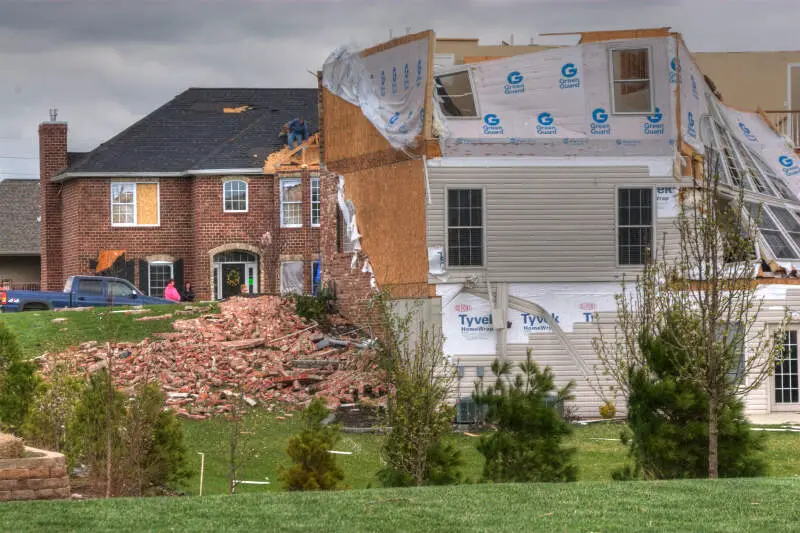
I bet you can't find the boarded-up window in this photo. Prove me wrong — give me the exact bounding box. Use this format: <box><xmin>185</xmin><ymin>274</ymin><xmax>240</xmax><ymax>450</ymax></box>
<box><xmin>611</xmin><ymin>49</ymin><xmax>652</xmax><ymax>113</ymax></box>
<box><xmin>110</xmin><ymin>182</ymin><xmax>159</xmax><ymax>226</ymax></box>
<box><xmin>280</xmin><ymin>261</ymin><xmax>303</xmax><ymax>294</ymax></box>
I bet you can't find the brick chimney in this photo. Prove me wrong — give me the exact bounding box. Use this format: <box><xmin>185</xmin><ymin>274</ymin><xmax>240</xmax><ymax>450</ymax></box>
<box><xmin>39</xmin><ymin>110</ymin><xmax>68</xmax><ymax>291</ymax></box>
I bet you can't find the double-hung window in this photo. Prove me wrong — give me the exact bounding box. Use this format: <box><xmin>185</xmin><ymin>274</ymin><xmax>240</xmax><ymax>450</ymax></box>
<box><xmin>310</xmin><ymin>178</ymin><xmax>320</xmax><ymax>226</ymax></box>
<box><xmin>618</xmin><ymin>188</ymin><xmax>653</xmax><ymax>265</ymax></box>
<box><xmin>110</xmin><ymin>182</ymin><xmax>159</xmax><ymax>226</ymax></box>
<box><xmin>447</xmin><ymin>189</ymin><xmax>483</xmax><ymax>267</ymax></box>
<box><xmin>610</xmin><ymin>48</ymin><xmax>653</xmax><ymax>114</ymax></box>
<box><xmin>223</xmin><ymin>180</ymin><xmax>248</xmax><ymax>212</ymax></box>
<box><xmin>280</xmin><ymin>178</ymin><xmax>302</xmax><ymax>227</ymax></box>
<box><xmin>280</xmin><ymin>261</ymin><xmax>303</xmax><ymax>294</ymax></box>
<box><xmin>148</xmin><ymin>262</ymin><xmax>173</xmax><ymax>298</ymax></box>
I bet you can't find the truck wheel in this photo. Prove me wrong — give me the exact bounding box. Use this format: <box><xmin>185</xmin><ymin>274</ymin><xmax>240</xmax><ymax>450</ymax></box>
<box><xmin>22</xmin><ymin>304</ymin><xmax>49</xmax><ymax>312</ymax></box>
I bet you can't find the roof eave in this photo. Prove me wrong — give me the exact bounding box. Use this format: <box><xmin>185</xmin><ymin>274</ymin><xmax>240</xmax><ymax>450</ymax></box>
<box><xmin>52</xmin><ymin>168</ymin><xmax>268</xmax><ymax>183</ymax></box>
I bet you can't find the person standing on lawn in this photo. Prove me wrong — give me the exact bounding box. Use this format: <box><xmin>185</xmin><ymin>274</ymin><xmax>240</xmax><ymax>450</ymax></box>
<box><xmin>164</xmin><ymin>279</ymin><xmax>181</xmax><ymax>302</ymax></box>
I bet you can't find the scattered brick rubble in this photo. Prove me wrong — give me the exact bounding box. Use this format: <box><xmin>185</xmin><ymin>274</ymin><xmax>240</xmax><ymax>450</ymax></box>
<box><xmin>38</xmin><ymin>296</ymin><xmax>387</xmax><ymax>420</ymax></box>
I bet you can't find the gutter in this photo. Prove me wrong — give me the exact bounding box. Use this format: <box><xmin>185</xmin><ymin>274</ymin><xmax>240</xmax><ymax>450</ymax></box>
<box><xmin>52</xmin><ymin>168</ymin><xmax>267</xmax><ymax>183</ymax></box>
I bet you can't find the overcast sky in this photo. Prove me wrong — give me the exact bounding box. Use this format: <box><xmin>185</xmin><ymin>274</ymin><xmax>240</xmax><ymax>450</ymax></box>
<box><xmin>1</xmin><ymin>0</ymin><xmax>799</xmax><ymax>179</ymax></box>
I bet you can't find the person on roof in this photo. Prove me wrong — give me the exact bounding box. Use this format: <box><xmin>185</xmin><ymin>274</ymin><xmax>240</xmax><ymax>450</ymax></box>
<box><xmin>164</xmin><ymin>279</ymin><xmax>181</xmax><ymax>302</ymax></box>
<box><xmin>286</xmin><ymin>117</ymin><xmax>309</xmax><ymax>148</ymax></box>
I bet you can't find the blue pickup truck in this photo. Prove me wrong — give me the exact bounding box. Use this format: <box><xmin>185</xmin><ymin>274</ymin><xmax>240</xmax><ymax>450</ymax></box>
<box><xmin>0</xmin><ymin>276</ymin><xmax>171</xmax><ymax>312</ymax></box>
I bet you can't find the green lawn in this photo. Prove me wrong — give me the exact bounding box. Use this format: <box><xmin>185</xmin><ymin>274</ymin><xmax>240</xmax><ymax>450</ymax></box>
<box><xmin>2</xmin><ymin>478</ymin><xmax>799</xmax><ymax>533</ymax></box>
<box><xmin>0</xmin><ymin>303</ymin><xmax>216</xmax><ymax>359</ymax></box>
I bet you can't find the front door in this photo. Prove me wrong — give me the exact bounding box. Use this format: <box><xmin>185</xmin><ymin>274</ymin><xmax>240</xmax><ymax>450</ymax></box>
<box><xmin>221</xmin><ymin>264</ymin><xmax>246</xmax><ymax>299</ymax></box>
<box><xmin>774</xmin><ymin>330</ymin><xmax>799</xmax><ymax>410</ymax></box>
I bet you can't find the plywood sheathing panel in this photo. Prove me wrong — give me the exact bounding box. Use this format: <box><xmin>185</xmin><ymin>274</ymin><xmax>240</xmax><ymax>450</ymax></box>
<box><xmin>322</xmin><ymin>30</ymin><xmax>435</xmax><ymax>166</ymax></box>
<box><xmin>136</xmin><ymin>183</ymin><xmax>159</xmax><ymax>225</ymax></box>
<box><xmin>343</xmin><ymin>159</ymin><xmax>429</xmax><ymax>298</ymax></box>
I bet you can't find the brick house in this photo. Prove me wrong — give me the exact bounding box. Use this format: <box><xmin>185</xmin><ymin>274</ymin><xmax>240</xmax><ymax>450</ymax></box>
<box><xmin>39</xmin><ymin>88</ymin><xmax>323</xmax><ymax>300</ymax></box>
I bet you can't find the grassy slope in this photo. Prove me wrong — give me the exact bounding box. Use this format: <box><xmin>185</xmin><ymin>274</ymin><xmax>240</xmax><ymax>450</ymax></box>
<box><xmin>0</xmin><ymin>304</ymin><xmax>215</xmax><ymax>359</ymax></box>
<box><xmin>3</xmin><ymin>478</ymin><xmax>799</xmax><ymax>533</ymax></box>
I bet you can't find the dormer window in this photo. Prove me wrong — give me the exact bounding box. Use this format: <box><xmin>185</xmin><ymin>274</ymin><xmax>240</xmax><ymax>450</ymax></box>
<box><xmin>610</xmin><ymin>48</ymin><xmax>653</xmax><ymax>114</ymax></box>
<box><xmin>435</xmin><ymin>71</ymin><xmax>478</xmax><ymax>118</ymax></box>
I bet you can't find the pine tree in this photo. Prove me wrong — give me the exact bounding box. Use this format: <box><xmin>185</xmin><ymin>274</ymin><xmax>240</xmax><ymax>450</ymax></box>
<box><xmin>617</xmin><ymin>319</ymin><xmax>766</xmax><ymax>479</ymax></box>
<box><xmin>474</xmin><ymin>350</ymin><xmax>577</xmax><ymax>483</ymax></box>
<box><xmin>281</xmin><ymin>398</ymin><xmax>345</xmax><ymax>491</ymax></box>
<box><xmin>0</xmin><ymin>323</ymin><xmax>39</xmax><ymax>432</ymax></box>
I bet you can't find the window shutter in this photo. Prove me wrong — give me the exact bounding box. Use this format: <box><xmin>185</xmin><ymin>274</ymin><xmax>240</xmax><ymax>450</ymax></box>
<box><xmin>88</xmin><ymin>259</ymin><xmax>98</xmax><ymax>272</ymax></box>
<box><xmin>139</xmin><ymin>260</ymin><xmax>149</xmax><ymax>294</ymax></box>
<box><xmin>125</xmin><ymin>260</ymin><xmax>135</xmax><ymax>283</ymax></box>
<box><xmin>174</xmin><ymin>259</ymin><xmax>184</xmax><ymax>294</ymax></box>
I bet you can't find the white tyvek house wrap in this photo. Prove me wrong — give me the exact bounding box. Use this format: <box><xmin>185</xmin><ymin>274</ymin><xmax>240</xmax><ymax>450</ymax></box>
<box><xmin>322</xmin><ymin>37</ymin><xmax>429</xmax><ymax>149</ymax></box>
<box><xmin>677</xmin><ymin>41</ymin><xmax>710</xmax><ymax>153</ymax></box>
<box><xmin>719</xmin><ymin>105</ymin><xmax>800</xmax><ymax>193</ymax></box>
<box><xmin>439</xmin><ymin>287</ymin><xmax>497</xmax><ymax>356</ymax></box>
<box><xmin>439</xmin><ymin>37</ymin><xmax>676</xmax><ymax>157</ymax></box>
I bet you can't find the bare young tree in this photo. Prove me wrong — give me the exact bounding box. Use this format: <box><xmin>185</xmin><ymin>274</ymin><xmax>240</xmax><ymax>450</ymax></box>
<box><xmin>595</xmin><ymin>151</ymin><xmax>788</xmax><ymax>478</ymax></box>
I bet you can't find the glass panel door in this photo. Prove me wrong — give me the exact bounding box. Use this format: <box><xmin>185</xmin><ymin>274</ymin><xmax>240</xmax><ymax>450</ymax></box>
<box><xmin>776</xmin><ymin>330</ymin><xmax>799</xmax><ymax>405</ymax></box>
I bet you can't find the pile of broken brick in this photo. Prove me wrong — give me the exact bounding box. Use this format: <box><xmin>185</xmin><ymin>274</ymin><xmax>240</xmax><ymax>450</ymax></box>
<box><xmin>38</xmin><ymin>296</ymin><xmax>387</xmax><ymax>420</ymax></box>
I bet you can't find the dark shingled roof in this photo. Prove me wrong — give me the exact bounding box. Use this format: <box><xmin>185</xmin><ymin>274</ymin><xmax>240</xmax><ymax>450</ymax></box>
<box><xmin>58</xmin><ymin>88</ymin><xmax>317</xmax><ymax>178</ymax></box>
<box><xmin>0</xmin><ymin>179</ymin><xmax>40</xmax><ymax>255</ymax></box>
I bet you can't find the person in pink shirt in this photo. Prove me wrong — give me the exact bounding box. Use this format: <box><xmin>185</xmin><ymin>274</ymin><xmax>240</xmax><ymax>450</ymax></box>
<box><xmin>164</xmin><ymin>279</ymin><xmax>181</xmax><ymax>302</ymax></box>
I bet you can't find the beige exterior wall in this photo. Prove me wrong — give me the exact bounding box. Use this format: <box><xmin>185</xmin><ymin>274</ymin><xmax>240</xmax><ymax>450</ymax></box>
<box><xmin>694</xmin><ymin>51</ymin><xmax>800</xmax><ymax>111</ymax></box>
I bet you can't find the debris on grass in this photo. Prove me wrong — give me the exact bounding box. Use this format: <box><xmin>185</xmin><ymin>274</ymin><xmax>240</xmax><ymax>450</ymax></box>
<box><xmin>38</xmin><ymin>296</ymin><xmax>386</xmax><ymax>419</ymax></box>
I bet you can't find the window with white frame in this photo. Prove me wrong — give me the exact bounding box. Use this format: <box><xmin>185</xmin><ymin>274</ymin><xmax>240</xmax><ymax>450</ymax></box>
<box><xmin>223</xmin><ymin>180</ymin><xmax>248</xmax><ymax>212</ymax></box>
<box><xmin>110</xmin><ymin>182</ymin><xmax>159</xmax><ymax>226</ymax></box>
<box><xmin>280</xmin><ymin>261</ymin><xmax>303</xmax><ymax>294</ymax></box>
<box><xmin>447</xmin><ymin>189</ymin><xmax>483</xmax><ymax>267</ymax></box>
<box><xmin>747</xmin><ymin>203</ymin><xmax>799</xmax><ymax>259</ymax></box>
<box><xmin>618</xmin><ymin>188</ymin><xmax>653</xmax><ymax>265</ymax></box>
<box><xmin>148</xmin><ymin>262</ymin><xmax>173</xmax><ymax>298</ymax></box>
<box><xmin>280</xmin><ymin>178</ymin><xmax>302</xmax><ymax>227</ymax></box>
<box><xmin>610</xmin><ymin>48</ymin><xmax>652</xmax><ymax>114</ymax></box>
<box><xmin>310</xmin><ymin>178</ymin><xmax>320</xmax><ymax>226</ymax></box>
<box><xmin>434</xmin><ymin>71</ymin><xmax>478</xmax><ymax>118</ymax></box>
<box><xmin>776</xmin><ymin>330</ymin><xmax>799</xmax><ymax>403</ymax></box>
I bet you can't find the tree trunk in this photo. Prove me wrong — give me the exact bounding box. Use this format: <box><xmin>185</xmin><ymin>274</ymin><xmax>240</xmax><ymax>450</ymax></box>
<box><xmin>708</xmin><ymin>394</ymin><xmax>719</xmax><ymax>479</ymax></box>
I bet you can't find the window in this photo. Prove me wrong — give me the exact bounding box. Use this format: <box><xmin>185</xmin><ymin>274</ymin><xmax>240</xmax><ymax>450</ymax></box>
<box><xmin>78</xmin><ymin>278</ymin><xmax>103</xmax><ymax>296</ymax></box>
<box><xmin>108</xmin><ymin>280</ymin><xmax>137</xmax><ymax>299</ymax></box>
<box><xmin>776</xmin><ymin>330</ymin><xmax>799</xmax><ymax>403</ymax></box>
<box><xmin>310</xmin><ymin>178</ymin><xmax>321</xmax><ymax>226</ymax></box>
<box><xmin>434</xmin><ymin>71</ymin><xmax>478</xmax><ymax>118</ymax></box>
<box><xmin>719</xmin><ymin>323</ymin><xmax>746</xmax><ymax>385</ymax></box>
<box><xmin>280</xmin><ymin>261</ymin><xmax>303</xmax><ymax>294</ymax></box>
<box><xmin>110</xmin><ymin>182</ymin><xmax>159</xmax><ymax>226</ymax></box>
<box><xmin>610</xmin><ymin>49</ymin><xmax>652</xmax><ymax>114</ymax></box>
<box><xmin>747</xmin><ymin>203</ymin><xmax>798</xmax><ymax>259</ymax></box>
<box><xmin>223</xmin><ymin>180</ymin><xmax>248</xmax><ymax>212</ymax></box>
<box><xmin>447</xmin><ymin>189</ymin><xmax>483</xmax><ymax>267</ymax></box>
<box><xmin>148</xmin><ymin>262</ymin><xmax>173</xmax><ymax>297</ymax></box>
<box><xmin>766</xmin><ymin>206</ymin><xmax>800</xmax><ymax>249</ymax></box>
<box><xmin>280</xmin><ymin>178</ymin><xmax>302</xmax><ymax>227</ymax></box>
<box><xmin>311</xmin><ymin>261</ymin><xmax>321</xmax><ymax>296</ymax></box>
<box><xmin>618</xmin><ymin>188</ymin><xmax>653</xmax><ymax>265</ymax></box>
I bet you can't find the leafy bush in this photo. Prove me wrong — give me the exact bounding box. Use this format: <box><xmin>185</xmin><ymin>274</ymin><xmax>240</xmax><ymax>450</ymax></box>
<box><xmin>281</xmin><ymin>397</ymin><xmax>345</xmax><ymax>491</ymax></box>
<box><xmin>68</xmin><ymin>372</ymin><xmax>189</xmax><ymax>495</ymax></box>
<box><xmin>474</xmin><ymin>350</ymin><xmax>577</xmax><ymax>483</ymax></box>
<box><xmin>22</xmin><ymin>365</ymin><xmax>83</xmax><ymax>454</ymax></box>
<box><xmin>617</xmin><ymin>329</ymin><xmax>766</xmax><ymax>480</ymax></box>
<box><xmin>0</xmin><ymin>323</ymin><xmax>40</xmax><ymax>432</ymax></box>
<box><xmin>293</xmin><ymin>290</ymin><xmax>334</xmax><ymax>326</ymax></box>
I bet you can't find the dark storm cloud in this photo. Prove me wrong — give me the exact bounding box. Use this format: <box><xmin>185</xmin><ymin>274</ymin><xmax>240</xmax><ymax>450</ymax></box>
<box><xmin>1</xmin><ymin>0</ymin><xmax>798</xmax><ymax>178</ymax></box>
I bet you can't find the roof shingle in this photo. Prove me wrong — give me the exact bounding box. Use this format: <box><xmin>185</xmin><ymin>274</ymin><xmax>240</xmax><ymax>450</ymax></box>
<box><xmin>59</xmin><ymin>88</ymin><xmax>317</xmax><ymax>177</ymax></box>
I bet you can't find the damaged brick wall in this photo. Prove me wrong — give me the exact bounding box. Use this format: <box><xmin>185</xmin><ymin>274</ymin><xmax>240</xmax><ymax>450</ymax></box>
<box><xmin>319</xmin><ymin>173</ymin><xmax>376</xmax><ymax>324</ymax></box>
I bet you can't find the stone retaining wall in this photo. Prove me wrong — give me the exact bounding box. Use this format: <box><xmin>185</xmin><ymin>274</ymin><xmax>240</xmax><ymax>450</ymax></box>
<box><xmin>0</xmin><ymin>447</ymin><xmax>70</xmax><ymax>501</ymax></box>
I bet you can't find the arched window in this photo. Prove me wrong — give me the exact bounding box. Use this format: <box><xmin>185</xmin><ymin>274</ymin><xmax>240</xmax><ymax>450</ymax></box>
<box><xmin>223</xmin><ymin>180</ymin><xmax>248</xmax><ymax>212</ymax></box>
